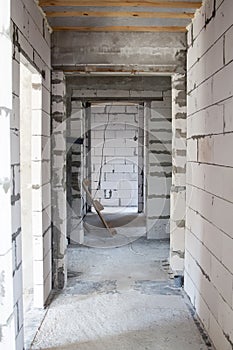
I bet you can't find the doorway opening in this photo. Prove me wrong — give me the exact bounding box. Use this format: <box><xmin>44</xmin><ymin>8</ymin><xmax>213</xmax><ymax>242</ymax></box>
<box><xmin>90</xmin><ymin>101</ymin><xmax>144</xmax><ymax>214</ymax></box>
<box><xmin>20</xmin><ymin>56</ymin><xmax>44</xmax><ymax>347</ymax></box>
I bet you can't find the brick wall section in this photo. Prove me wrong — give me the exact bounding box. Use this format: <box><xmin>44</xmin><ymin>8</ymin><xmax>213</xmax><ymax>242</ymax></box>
<box><xmin>185</xmin><ymin>1</ymin><xmax>233</xmax><ymax>349</ymax></box>
<box><xmin>146</xmin><ymin>91</ymin><xmax>172</xmax><ymax>239</ymax></box>
<box><xmin>91</xmin><ymin>103</ymin><xmax>140</xmax><ymax>208</ymax></box>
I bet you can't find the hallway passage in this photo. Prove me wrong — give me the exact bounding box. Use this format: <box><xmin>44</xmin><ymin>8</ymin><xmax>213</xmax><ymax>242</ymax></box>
<box><xmin>31</xmin><ymin>238</ymin><xmax>212</xmax><ymax>350</ymax></box>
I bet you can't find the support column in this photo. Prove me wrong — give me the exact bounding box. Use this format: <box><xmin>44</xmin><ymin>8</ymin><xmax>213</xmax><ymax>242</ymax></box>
<box><xmin>138</xmin><ymin>104</ymin><xmax>144</xmax><ymax>213</ymax></box>
<box><xmin>51</xmin><ymin>72</ymin><xmax>67</xmax><ymax>289</ymax></box>
<box><xmin>170</xmin><ymin>73</ymin><xmax>187</xmax><ymax>274</ymax></box>
<box><xmin>146</xmin><ymin>97</ymin><xmax>172</xmax><ymax>240</ymax></box>
<box><xmin>67</xmin><ymin>99</ymin><xmax>85</xmax><ymax>244</ymax></box>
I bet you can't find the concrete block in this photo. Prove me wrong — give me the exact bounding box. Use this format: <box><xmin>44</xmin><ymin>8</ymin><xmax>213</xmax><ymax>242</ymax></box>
<box><xmin>225</xmin><ymin>25</ymin><xmax>233</xmax><ymax>65</ymax></box>
<box><xmin>15</xmin><ymin>233</ymin><xmax>22</xmax><ymax>268</ymax></box>
<box><xmin>43</xmin><ymin>228</ymin><xmax>52</xmax><ymax>258</ymax></box>
<box><xmin>209</xmin><ymin>311</ymin><xmax>231</xmax><ymax>350</ymax></box>
<box><xmin>90</xmin><ymin>105</ymin><xmax>105</xmax><ymax>114</ymax></box>
<box><xmin>203</xmin><ymin>163</ymin><xmax>233</xmax><ymax>203</ymax></box>
<box><xmin>120</xmin><ymin>197</ymin><xmax>138</xmax><ymax>207</ymax></box>
<box><xmin>32</xmin><ymin>205</ymin><xmax>51</xmax><ymax>237</ymax></box>
<box><xmin>213</xmin><ymin>60</ymin><xmax>233</xmax><ymax>105</ymax></box>
<box><xmin>11</xmin><ymin>200</ymin><xmax>21</xmax><ymax>236</ymax></box>
<box><xmin>11</xmin><ymin>95</ymin><xmax>20</xmax><ymax>130</ymax></box>
<box><xmin>195</xmin><ymin>290</ymin><xmax>210</xmax><ymax>332</ymax></box>
<box><xmin>10</xmin><ymin>129</ymin><xmax>20</xmax><ymax>165</ymax></box>
<box><xmin>115</xmin><ymin>130</ymin><xmax>135</xmax><ymax>139</ymax></box>
<box><xmin>94</xmin><ymin>147</ymin><xmax>115</xmax><ymax>157</ymax></box>
<box><xmin>126</xmin><ymin>105</ymin><xmax>138</xmax><ymax>113</ymax></box>
<box><xmin>42</xmin><ymin>86</ymin><xmax>50</xmax><ymax>115</ymax></box>
<box><xmin>191</xmin><ymin>3</ymin><xmax>205</xmax><ymax>40</ymax></box>
<box><xmin>28</xmin><ymin>17</ymin><xmax>50</xmax><ymax>67</ymax></box>
<box><xmin>118</xmin><ymin>180</ymin><xmax>138</xmax><ymax>190</ymax></box>
<box><xmin>34</xmin><ymin>53</ymin><xmax>51</xmax><ymax>92</ymax></box>
<box><xmin>187</xmin><ymin>104</ymin><xmax>224</xmax><ymax>139</ymax></box>
<box><xmin>197</xmin><ymin>136</ymin><xmax>214</xmax><ymax>164</ymax></box>
<box><xmin>22</xmin><ymin>0</ymin><xmax>44</xmax><ymax>35</ymax></box>
<box><xmin>11</xmin><ymin>0</ymin><xmax>29</xmax><ymax>35</ymax></box>
<box><xmin>115</xmin><ymin>148</ymin><xmax>135</xmax><ymax>157</ymax></box>
<box><xmin>204</xmin><ymin>215</ymin><xmax>223</xmax><ymax>263</ymax></box>
<box><xmin>217</xmin><ymin>297</ymin><xmax>233</xmax><ymax>346</ymax></box>
<box><xmin>105</xmin><ymin>105</ymin><xmax>126</xmax><ymax>114</ymax></box>
<box><xmin>15</xmin><ymin>324</ymin><xmax>24</xmax><ymax>350</ymax></box>
<box><xmin>43</xmin><ymin>249</ymin><xmax>52</xmax><ymax>280</ymax></box>
<box><xmin>0</xmin><ymin>251</ymin><xmax>14</xmax><ymax>324</ymax></box>
<box><xmin>101</xmin><ymin>198</ymin><xmax>119</xmax><ymax>206</ymax></box>
<box><xmin>147</xmin><ymin>218</ymin><xmax>170</xmax><ymax>240</ymax></box>
<box><xmin>101</xmin><ymin>181</ymin><xmax>118</xmax><ymax>190</ymax></box>
<box><xmin>114</xmin><ymin>164</ymin><xmax>134</xmax><ymax>173</ymax></box>
<box><xmin>34</xmin><ymin>260</ymin><xmax>44</xmax><ymax>285</ymax></box>
<box><xmin>118</xmin><ymin>189</ymin><xmax>138</xmax><ymax>199</ymax></box>
<box><xmin>224</xmin><ymin>96</ymin><xmax>233</xmax><ymax>132</ymax></box>
<box><xmin>211</xmin><ymin>255</ymin><xmax>233</xmax><ymax>306</ymax></box>
<box><xmin>170</xmin><ymin>223</ymin><xmax>185</xmax><ymax>252</ymax></box>
<box><xmin>213</xmin><ymin>133</ymin><xmax>233</xmax><ymax>167</ymax></box>
<box><xmin>33</xmin><ymin>235</ymin><xmax>43</xmax><ymax>261</ymax></box>
<box><xmin>184</xmin><ymin>270</ymin><xmax>197</xmax><ymax>307</ymax></box>
<box><xmin>147</xmin><ymin>197</ymin><xmax>170</xmax><ymax>217</ymax></box>
<box><xmin>13</xmin><ymin>264</ymin><xmax>23</xmax><ymax>305</ymax></box>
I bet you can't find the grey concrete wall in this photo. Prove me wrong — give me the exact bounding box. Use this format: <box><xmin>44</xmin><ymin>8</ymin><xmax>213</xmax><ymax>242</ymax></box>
<box><xmin>52</xmin><ymin>32</ymin><xmax>186</xmax><ymax>74</ymax></box>
<box><xmin>185</xmin><ymin>1</ymin><xmax>233</xmax><ymax>349</ymax></box>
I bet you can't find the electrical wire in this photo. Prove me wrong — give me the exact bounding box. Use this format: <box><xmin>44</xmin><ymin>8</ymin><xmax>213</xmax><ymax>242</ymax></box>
<box><xmin>92</xmin><ymin>103</ymin><xmax>113</xmax><ymax>200</ymax></box>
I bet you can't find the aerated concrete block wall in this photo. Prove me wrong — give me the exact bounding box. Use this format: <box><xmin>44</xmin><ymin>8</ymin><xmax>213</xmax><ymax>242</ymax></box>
<box><xmin>185</xmin><ymin>1</ymin><xmax>233</xmax><ymax>349</ymax></box>
<box><xmin>51</xmin><ymin>72</ymin><xmax>67</xmax><ymax>289</ymax></box>
<box><xmin>91</xmin><ymin>103</ymin><xmax>140</xmax><ymax>208</ymax></box>
<box><xmin>170</xmin><ymin>74</ymin><xmax>187</xmax><ymax>273</ymax></box>
<box><xmin>0</xmin><ymin>1</ymin><xmax>16</xmax><ymax>349</ymax></box>
<box><xmin>146</xmin><ymin>91</ymin><xmax>172</xmax><ymax>240</ymax></box>
<box><xmin>66</xmin><ymin>100</ymin><xmax>86</xmax><ymax>243</ymax></box>
<box><xmin>0</xmin><ymin>0</ymin><xmax>51</xmax><ymax>349</ymax></box>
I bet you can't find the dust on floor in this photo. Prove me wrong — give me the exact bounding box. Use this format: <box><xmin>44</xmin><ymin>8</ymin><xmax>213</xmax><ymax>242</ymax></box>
<box><xmin>30</xmin><ymin>238</ymin><xmax>212</xmax><ymax>350</ymax></box>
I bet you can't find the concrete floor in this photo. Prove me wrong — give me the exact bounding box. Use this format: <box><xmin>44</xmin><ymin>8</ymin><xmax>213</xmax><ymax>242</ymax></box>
<box><xmin>30</xmin><ymin>222</ymin><xmax>212</xmax><ymax>350</ymax></box>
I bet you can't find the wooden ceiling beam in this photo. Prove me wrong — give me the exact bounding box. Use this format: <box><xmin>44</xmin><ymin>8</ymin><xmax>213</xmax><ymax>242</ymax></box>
<box><xmin>45</xmin><ymin>10</ymin><xmax>194</xmax><ymax>19</ymax></box>
<box><xmin>52</xmin><ymin>25</ymin><xmax>187</xmax><ymax>32</ymax></box>
<box><xmin>39</xmin><ymin>1</ymin><xmax>202</xmax><ymax>9</ymax></box>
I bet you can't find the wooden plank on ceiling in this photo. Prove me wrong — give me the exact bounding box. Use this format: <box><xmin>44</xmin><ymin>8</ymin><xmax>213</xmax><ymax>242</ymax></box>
<box><xmin>52</xmin><ymin>25</ymin><xmax>187</xmax><ymax>32</ymax></box>
<box><xmin>45</xmin><ymin>10</ymin><xmax>194</xmax><ymax>19</ymax></box>
<box><xmin>39</xmin><ymin>1</ymin><xmax>202</xmax><ymax>9</ymax></box>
